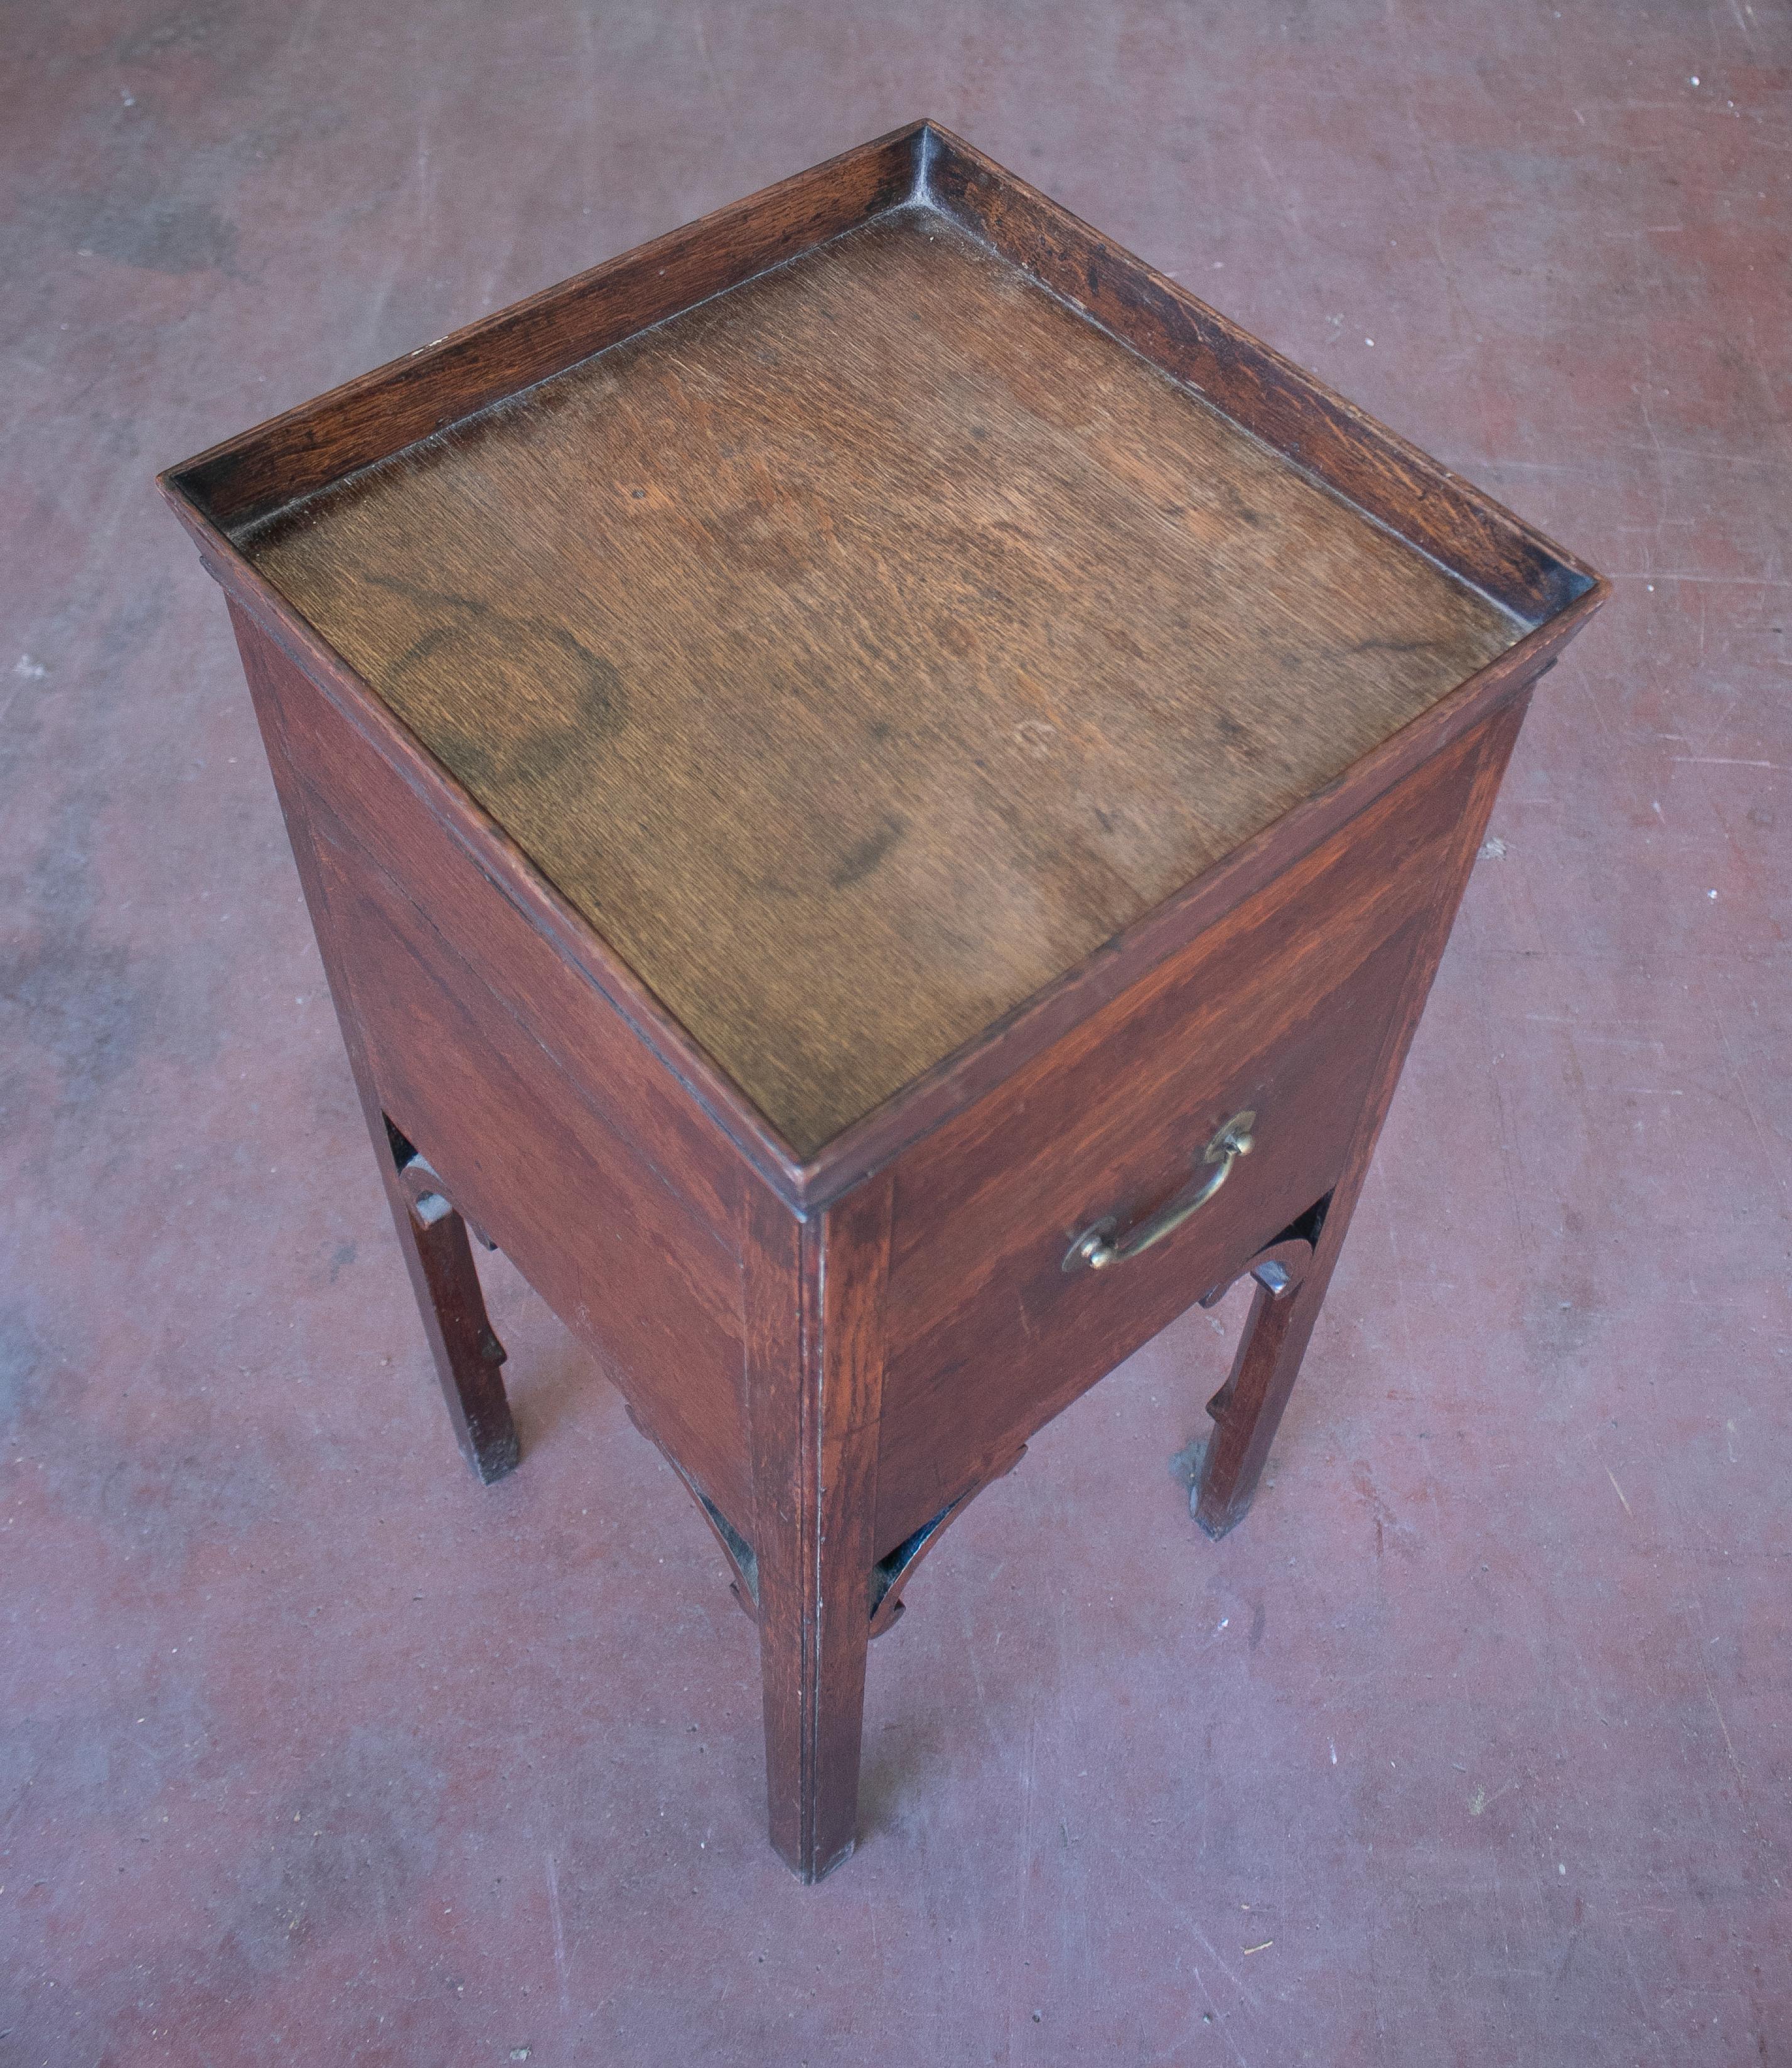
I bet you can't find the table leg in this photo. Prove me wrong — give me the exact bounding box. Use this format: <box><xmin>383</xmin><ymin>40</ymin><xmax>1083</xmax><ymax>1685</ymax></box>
<box><xmin>744</xmin><ymin>1177</ymin><xmax>891</xmax><ymax>1882</ymax></box>
<box><xmin>1192</xmin><ymin>1219</ymin><xmax>1339</xmax><ymax>1539</ymax></box>
<box><xmin>377</xmin><ymin>1121</ymin><xmax>518</xmax><ymax>1485</ymax></box>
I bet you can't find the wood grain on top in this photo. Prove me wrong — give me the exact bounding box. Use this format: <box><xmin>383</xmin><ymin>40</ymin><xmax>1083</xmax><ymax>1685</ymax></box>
<box><xmin>244</xmin><ymin>203</ymin><xmax>1523</xmax><ymax>1155</ymax></box>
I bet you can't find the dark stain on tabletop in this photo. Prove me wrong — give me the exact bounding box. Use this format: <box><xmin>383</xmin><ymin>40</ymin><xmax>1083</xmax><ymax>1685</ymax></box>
<box><xmin>829</xmin><ymin>814</ymin><xmax>908</xmax><ymax>890</ymax></box>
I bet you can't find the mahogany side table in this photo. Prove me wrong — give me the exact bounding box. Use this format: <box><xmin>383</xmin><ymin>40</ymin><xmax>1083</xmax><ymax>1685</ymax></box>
<box><xmin>161</xmin><ymin>122</ymin><xmax>1604</xmax><ymax>1880</ymax></box>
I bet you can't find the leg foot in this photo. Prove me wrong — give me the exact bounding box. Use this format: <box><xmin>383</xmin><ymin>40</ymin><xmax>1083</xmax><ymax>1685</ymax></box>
<box><xmin>758</xmin><ymin>1615</ymin><xmax>871</xmax><ymax>1883</ymax></box>
<box><xmin>1191</xmin><ymin>1468</ymin><xmax>1248</xmax><ymax>1541</ymax></box>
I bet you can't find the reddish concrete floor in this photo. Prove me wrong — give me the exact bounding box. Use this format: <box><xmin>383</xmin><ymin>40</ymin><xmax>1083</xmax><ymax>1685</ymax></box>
<box><xmin>3</xmin><ymin>2</ymin><xmax>1788</xmax><ymax>2062</ymax></box>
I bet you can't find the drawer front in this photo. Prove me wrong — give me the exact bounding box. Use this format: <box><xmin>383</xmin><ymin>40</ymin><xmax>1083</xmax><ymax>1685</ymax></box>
<box><xmin>874</xmin><ymin>721</ymin><xmax>1484</xmax><ymax>1549</ymax></box>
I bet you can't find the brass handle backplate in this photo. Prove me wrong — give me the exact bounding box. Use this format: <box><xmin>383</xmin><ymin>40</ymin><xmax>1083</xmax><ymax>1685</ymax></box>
<box><xmin>1061</xmin><ymin>1111</ymin><xmax>1257</xmax><ymax>1274</ymax></box>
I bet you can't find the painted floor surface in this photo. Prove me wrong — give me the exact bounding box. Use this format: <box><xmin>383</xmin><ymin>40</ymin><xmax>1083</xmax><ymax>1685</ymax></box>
<box><xmin>3</xmin><ymin>3</ymin><xmax>1787</xmax><ymax>2063</ymax></box>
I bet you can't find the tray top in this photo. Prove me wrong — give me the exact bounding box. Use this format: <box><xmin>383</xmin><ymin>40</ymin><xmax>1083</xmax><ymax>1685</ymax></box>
<box><xmin>244</xmin><ymin>203</ymin><xmax>1524</xmax><ymax>1155</ymax></box>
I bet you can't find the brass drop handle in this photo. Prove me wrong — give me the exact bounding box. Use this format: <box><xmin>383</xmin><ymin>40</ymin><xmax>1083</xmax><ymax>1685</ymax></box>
<box><xmin>1061</xmin><ymin>1111</ymin><xmax>1257</xmax><ymax>1274</ymax></box>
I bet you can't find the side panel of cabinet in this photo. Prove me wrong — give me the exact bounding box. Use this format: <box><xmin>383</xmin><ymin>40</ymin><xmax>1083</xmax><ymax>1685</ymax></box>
<box><xmin>240</xmin><ymin>613</ymin><xmax>758</xmax><ymax>1522</ymax></box>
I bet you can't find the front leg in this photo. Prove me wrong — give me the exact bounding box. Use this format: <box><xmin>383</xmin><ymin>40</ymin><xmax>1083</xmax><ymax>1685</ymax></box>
<box><xmin>744</xmin><ymin>1177</ymin><xmax>891</xmax><ymax>1882</ymax></box>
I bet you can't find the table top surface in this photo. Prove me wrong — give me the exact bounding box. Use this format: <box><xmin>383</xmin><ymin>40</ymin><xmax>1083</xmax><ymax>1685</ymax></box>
<box><xmin>245</xmin><ymin>202</ymin><xmax>1524</xmax><ymax>1154</ymax></box>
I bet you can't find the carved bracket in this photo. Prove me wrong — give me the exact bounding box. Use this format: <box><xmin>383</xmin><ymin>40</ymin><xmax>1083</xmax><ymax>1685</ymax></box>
<box><xmin>385</xmin><ymin>1117</ymin><xmax>499</xmax><ymax>1252</ymax></box>
<box><xmin>1197</xmin><ymin>1193</ymin><xmax>1331</xmax><ymax>1311</ymax></box>
<box><xmin>867</xmin><ymin>1444</ymin><xmax>1027</xmax><ymax>1637</ymax></box>
<box><xmin>626</xmin><ymin>1398</ymin><xmax>1032</xmax><ymax>1640</ymax></box>
<box><xmin>624</xmin><ymin>1403</ymin><xmax>763</xmax><ymax>1620</ymax></box>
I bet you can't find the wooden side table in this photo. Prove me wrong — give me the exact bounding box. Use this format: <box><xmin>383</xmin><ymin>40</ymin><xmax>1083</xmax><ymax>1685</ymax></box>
<box><xmin>161</xmin><ymin>122</ymin><xmax>1604</xmax><ymax>1880</ymax></box>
